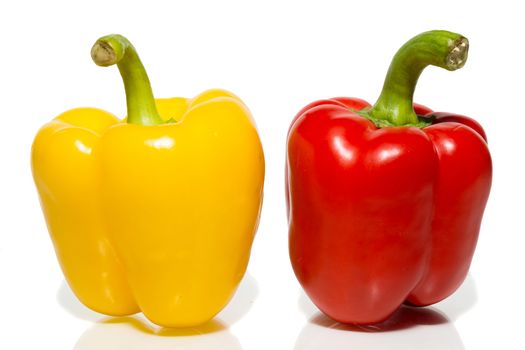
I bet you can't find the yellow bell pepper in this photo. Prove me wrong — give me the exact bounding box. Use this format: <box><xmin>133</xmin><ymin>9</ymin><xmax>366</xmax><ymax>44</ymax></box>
<box><xmin>31</xmin><ymin>34</ymin><xmax>265</xmax><ymax>327</ymax></box>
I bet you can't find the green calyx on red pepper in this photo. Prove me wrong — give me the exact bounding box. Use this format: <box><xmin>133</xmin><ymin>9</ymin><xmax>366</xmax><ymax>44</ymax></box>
<box><xmin>359</xmin><ymin>30</ymin><xmax>469</xmax><ymax>127</ymax></box>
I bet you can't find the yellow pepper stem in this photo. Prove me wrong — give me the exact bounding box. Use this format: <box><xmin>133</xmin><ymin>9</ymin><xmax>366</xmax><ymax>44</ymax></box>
<box><xmin>91</xmin><ymin>34</ymin><xmax>164</xmax><ymax>125</ymax></box>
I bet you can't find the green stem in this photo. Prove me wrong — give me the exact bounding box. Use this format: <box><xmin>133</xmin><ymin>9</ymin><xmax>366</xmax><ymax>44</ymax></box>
<box><xmin>363</xmin><ymin>30</ymin><xmax>468</xmax><ymax>127</ymax></box>
<box><xmin>91</xmin><ymin>34</ymin><xmax>163</xmax><ymax>125</ymax></box>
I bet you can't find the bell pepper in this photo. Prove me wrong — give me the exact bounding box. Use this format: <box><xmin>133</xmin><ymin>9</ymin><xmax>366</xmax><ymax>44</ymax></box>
<box><xmin>286</xmin><ymin>30</ymin><xmax>492</xmax><ymax>324</ymax></box>
<box><xmin>31</xmin><ymin>34</ymin><xmax>265</xmax><ymax>327</ymax></box>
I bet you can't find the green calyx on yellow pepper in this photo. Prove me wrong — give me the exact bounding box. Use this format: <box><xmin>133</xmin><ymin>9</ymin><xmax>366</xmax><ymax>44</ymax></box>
<box><xmin>32</xmin><ymin>34</ymin><xmax>265</xmax><ymax>327</ymax></box>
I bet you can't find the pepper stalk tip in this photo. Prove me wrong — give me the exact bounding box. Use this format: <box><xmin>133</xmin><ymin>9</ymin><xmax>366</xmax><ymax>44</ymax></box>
<box><xmin>446</xmin><ymin>37</ymin><xmax>469</xmax><ymax>70</ymax></box>
<box><xmin>91</xmin><ymin>40</ymin><xmax>119</xmax><ymax>67</ymax></box>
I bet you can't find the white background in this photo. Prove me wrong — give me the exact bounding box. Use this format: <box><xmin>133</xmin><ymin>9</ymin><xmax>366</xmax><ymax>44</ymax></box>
<box><xmin>1</xmin><ymin>0</ymin><xmax>523</xmax><ymax>349</ymax></box>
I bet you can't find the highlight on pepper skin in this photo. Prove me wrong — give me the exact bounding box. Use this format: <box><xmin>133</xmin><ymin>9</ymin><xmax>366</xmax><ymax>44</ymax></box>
<box><xmin>31</xmin><ymin>34</ymin><xmax>265</xmax><ymax>328</ymax></box>
<box><xmin>286</xmin><ymin>30</ymin><xmax>491</xmax><ymax>325</ymax></box>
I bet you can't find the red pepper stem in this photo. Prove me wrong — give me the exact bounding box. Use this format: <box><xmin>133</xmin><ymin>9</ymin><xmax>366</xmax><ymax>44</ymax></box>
<box><xmin>91</xmin><ymin>34</ymin><xmax>163</xmax><ymax>125</ymax></box>
<box><xmin>367</xmin><ymin>30</ymin><xmax>468</xmax><ymax>127</ymax></box>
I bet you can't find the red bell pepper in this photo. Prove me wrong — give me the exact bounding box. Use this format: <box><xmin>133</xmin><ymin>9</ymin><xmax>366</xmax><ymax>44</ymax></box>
<box><xmin>286</xmin><ymin>30</ymin><xmax>492</xmax><ymax>324</ymax></box>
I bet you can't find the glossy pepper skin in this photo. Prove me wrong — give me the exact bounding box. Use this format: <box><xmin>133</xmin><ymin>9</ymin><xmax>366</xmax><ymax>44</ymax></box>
<box><xmin>32</xmin><ymin>35</ymin><xmax>264</xmax><ymax>327</ymax></box>
<box><xmin>286</xmin><ymin>31</ymin><xmax>492</xmax><ymax>324</ymax></box>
